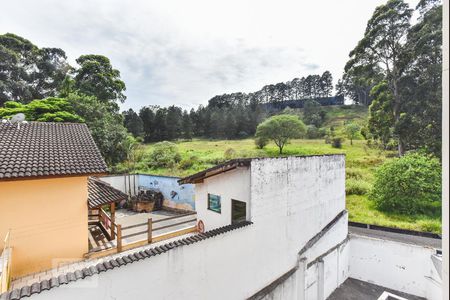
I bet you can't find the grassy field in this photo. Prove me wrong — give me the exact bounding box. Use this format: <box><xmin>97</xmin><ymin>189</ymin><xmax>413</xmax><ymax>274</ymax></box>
<box><xmin>132</xmin><ymin>138</ymin><xmax>441</xmax><ymax>233</ymax></box>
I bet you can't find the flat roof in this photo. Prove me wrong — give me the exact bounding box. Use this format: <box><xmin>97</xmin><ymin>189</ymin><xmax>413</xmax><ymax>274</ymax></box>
<box><xmin>178</xmin><ymin>154</ymin><xmax>345</xmax><ymax>184</ymax></box>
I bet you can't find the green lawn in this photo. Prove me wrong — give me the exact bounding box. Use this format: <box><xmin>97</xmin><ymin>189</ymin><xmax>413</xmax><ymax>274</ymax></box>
<box><xmin>126</xmin><ymin>138</ymin><xmax>441</xmax><ymax>234</ymax></box>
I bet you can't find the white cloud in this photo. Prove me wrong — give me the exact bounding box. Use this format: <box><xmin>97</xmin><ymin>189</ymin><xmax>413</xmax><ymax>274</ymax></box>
<box><xmin>1</xmin><ymin>0</ymin><xmax>418</xmax><ymax>110</ymax></box>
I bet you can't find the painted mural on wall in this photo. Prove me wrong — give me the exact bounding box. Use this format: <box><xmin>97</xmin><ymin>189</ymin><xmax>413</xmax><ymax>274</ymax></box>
<box><xmin>138</xmin><ymin>175</ymin><xmax>195</xmax><ymax>211</ymax></box>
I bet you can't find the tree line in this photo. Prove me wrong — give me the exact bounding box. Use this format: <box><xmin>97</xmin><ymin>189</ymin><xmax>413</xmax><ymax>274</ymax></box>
<box><xmin>123</xmin><ymin>71</ymin><xmax>335</xmax><ymax>142</ymax></box>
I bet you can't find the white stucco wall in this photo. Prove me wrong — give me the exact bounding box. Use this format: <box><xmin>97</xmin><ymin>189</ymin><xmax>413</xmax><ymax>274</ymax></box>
<box><xmin>195</xmin><ymin>167</ymin><xmax>251</xmax><ymax>231</ymax></box>
<box><xmin>25</xmin><ymin>155</ymin><xmax>346</xmax><ymax>300</ymax></box>
<box><xmin>349</xmin><ymin>234</ymin><xmax>441</xmax><ymax>300</ymax></box>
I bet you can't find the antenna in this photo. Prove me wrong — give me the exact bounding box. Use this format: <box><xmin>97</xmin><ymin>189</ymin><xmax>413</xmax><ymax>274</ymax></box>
<box><xmin>1</xmin><ymin>113</ymin><xmax>28</xmax><ymax>129</ymax></box>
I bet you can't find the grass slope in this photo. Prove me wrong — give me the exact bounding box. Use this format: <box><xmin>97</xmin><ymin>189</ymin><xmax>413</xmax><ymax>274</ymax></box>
<box><xmin>136</xmin><ymin>138</ymin><xmax>440</xmax><ymax>233</ymax></box>
<box><xmin>124</xmin><ymin>106</ymin><xmax>440</xmax><ymax>233</ymax></box>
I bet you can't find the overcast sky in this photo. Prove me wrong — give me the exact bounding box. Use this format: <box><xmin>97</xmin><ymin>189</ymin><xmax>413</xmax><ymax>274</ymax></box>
<box><xmin>1</xmin><ymin>0</ymin><xmax>417</xmax><ymax>110</ymax></box>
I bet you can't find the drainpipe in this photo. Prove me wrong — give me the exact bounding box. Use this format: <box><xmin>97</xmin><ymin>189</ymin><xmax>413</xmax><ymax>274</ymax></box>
<box><xmin>296</xmin><ymin>255</ymin><xmax>307</xmax><ymax>300</ymax></box>
<box><xmin>317</xmin><ymin>259</ymin><xmax>325</xmax><ymax>300</ymax></box>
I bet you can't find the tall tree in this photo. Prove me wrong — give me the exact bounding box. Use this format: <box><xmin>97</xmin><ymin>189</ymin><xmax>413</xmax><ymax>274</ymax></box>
<box><xmin>0</xmin><ymin>33</ymin><xmax>69</xmax><ymax>105</ymax></box>
<box><xmin>139</xmin><ymin>106</ymin><xmax>156</xmax><ymax>142</ymax></box>
<box><xmin>73</xmin><ymin>55</ymin><xmax>126</xmax><ymax>109</ymax></box>
<box><xmin>123</xmin><ymin>108</ymin><xmax>144</xmax><ymax>138</ymax></box>
<box><xmin>347</xmin><ymin>0</ymin><xmax>413</xmax><ymax>155</ymax></box>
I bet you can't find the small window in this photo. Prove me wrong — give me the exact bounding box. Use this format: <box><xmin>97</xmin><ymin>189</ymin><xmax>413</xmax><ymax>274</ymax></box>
<box><xmin>208</xmin><ymin>193</ymin><xmax>221</xmax><ymax>213</ymax></box>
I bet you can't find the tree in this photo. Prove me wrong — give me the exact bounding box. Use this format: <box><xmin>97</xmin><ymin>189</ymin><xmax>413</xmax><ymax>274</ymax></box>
<box><xmin>347</xmin><ymin>0</ymin><xmax>413</xmax><ymax>155</ymax></box>
<box><xmin>73</xmin><ymin>55</ymin><xmax>126</xmax><ymax>109</ymax></box>
<box><xmin>67</xmin><ymin>93</ymin><xmax>130</xmax><ymax>165</ymax></box>
<box><xmin>181</xmin><ymin>110</ymin><xmax>193</xmax><ymax>140</ymax></box>
<box><xmin>0</xmin><ymin>97</ymin><xmax>83</xmax><ymax>122</ymax></box>
<box><xmin>123</xmin><ymin>109</ymin><xmax>144</xmax><ymax>138</ymax></box>
<box><xmin>345</xmin><ymin>122</ymin><xmax>361</xmax><ymax>145</ymax></box>
<box><xmin>303</xmin><ymin>100</ymin><xmax>326</xmax><ymax>127</ymax></box>
<box><xmin>369</xmin><ymin>152</ymin><xmax>441</xmax><ymax>215</ymax></box>
<box><xmin>139</xmin><ymin>106</ymin><xmax>156</xmax><ymax>142</ymax></box>
<box><xmin>0</xmin><ymin>33</ymin><xmax>69</xmax><ymax>105</ymax></box>
<box><xmin>255</xmin><ymin>114</ymin><xmax>306</xmax><ymax>154</ymax></box>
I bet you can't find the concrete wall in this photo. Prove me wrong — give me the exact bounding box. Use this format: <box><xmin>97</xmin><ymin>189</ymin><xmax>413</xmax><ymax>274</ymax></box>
<box><xmin>0</xmin><ymin>176</ymin><xmax>89</xmax><ymax>278</ymax></box>
<box><xmin>349</xmin><ymin>234</ymin><xmax>441</xmax><ymax>300</ymax></box>
<box><xmin>194</xmin><ymin>167</ymin><xmax>251</xmax><ymax>231</ymax></box>
<box><xmin>28</xmin><ymin>155</ymin><xmax>346</xmax><ymax>300</ymax></box>
<box><xmin>138</xmin><ymin>175</ymin><xmax>195</xmax><ymax>211</ymax></box>
<box><xmin>100</xmin><ymin>174</ymin><xmax>195</xmax><ymax>211</ymax></box>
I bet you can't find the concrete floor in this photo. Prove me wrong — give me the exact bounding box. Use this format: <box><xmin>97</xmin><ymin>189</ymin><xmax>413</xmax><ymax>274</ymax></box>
<box><xmin>327</xmin><ymin>278</ymin><xmax>426</xmax><ymax>300</ymax></box>
<box><xmin>115</xmin><ymin>209</ymin><xmax>197</xmax><ymax>243</ymax></box>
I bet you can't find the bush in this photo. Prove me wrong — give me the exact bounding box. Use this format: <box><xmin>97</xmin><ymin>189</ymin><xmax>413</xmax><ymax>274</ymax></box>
<box><xmin>178</xmin><ymin>155</ymin><xmax>199</xmax><ymax>170</ymax></box>
<box><xmin>148</xmin><ymin>141</ymin><xmax>181</xmax><ymax>168</ymax></box>
<box><xmin>346</xmin><ymin>168</ymin><xmax>364</xmax><ymax>180</ymax></box>
<box><xmin>369</xmin><ymin>153</ymin><xmax>442</xmax><ymax>216</ymax></box>
<box><xmin>306</xmin><ymin>125</ymin><xmax>320</xmax><ymax>139</ymax></box>
<box><xmin>254</xmin><ymin>137</ymin><xmax>268</xmax><ymax>149</ymax></box>
<box><xmin>331</xmin><ymin>136</ymin><xmax>345</xmax><ymax>148</ymax></box>
<box><xmin>224</xmin><ymin>148</ymin><xmax>237</xmax><ymax>160</ymax></box>
<box><xmin>346</xmin><ymin>179</ymin><xmax>371</xmax><ymax>195</ymax></box>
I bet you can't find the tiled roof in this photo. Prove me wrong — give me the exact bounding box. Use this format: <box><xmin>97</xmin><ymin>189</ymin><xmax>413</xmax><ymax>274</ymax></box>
<box><xmin>0</xmin><ymin>221</ymin><xmax>253</xmax><ymax>300</ymax></box>
<box><xmin>0</xmin><ymin>122</ymin><xmax>107</xmax><ymax>180</ymax></box>
<box><xmin>88</xmin><ymin>177</ymin><xmax>127</xmax><ymax>208</ymax></box>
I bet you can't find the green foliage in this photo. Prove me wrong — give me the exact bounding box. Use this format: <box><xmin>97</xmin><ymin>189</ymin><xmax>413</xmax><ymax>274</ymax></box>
<box><xmin>148</xmin><ymin>141</ymin><xmax>181</xmax><ymax>168</ymax></box>
<box><xmin>67</xmin><ymin>93</ymin><xmax>129</xmax><ymax>165</ymax></box>
<box><xmin>254</xmin><ymin>136</ymin><xmax>268</xmax><ymax>149</ymax></box>
<box><xmin>346</xmin><ymin>179</ymin><xmax>371</xmax><ymax>195</ymax></box>
<box><xmin>369</xmin><ymin>153</ymin><xmax>442</xmax><ymax>215</ymax></box>
<box><xmin>224</xmin><ymin>148</ymin><xmax>237</xmax><ymax>160</ymax></box>
<box><xmin>303</xmin><ymin>100</ymin><xmax>326</xmax><ymax>127</ymax></box>
<box><xmin>255</xmin><ymin>114</ymin><xmax>306</xmax><ymax>154</ymax></box>
<box><xmin>123</xmin><ymin>108</ymin><xmax>144</xmax><ymax>137</ymax></box>
<box><xmin>0</xmin><ymin>98</ymin><xmax>83</xmax><ymax>122</ymax></box>
<box><xmin>344</xmin><ymin>122</ymin><xmax>361</xmax><ymax>145</ymax></box>
<box><xmin>0</xmin><ymin>33</ymin><xmax>69</xmax><ymax>105</ymax></box>
<box><xmin>178</xmin><ymin>155</ymin><xmax>199</xmax><ymax>170</ymax></box>
<box><xmin>306</xmin><ymin>125</ymin><xmax>321</xmax><ymax>139</ymax></box>
<box><xmin>73</xmin><ymin>55</ymin><xmax>126</xmax><ymax>106</ymax></box>
<box><xmin>331</xmin><ymin>136</ymin><xmax>345</xmax><ymax>149</ymax></box>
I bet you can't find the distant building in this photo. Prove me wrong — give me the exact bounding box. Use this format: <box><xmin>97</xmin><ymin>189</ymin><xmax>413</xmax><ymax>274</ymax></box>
<box><xmin>261</xmin><ymin>95</ymin><xmax>345</xmax><ymax>112</ymax></box>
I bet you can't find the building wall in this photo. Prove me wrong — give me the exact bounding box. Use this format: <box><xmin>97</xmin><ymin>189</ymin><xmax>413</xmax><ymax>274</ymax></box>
<box><xmin>0</xmin><ymin>176</ymin><xmax>89</xmax><ymax>278</ymax></box>
<box><xmin>349</xmin><ymin>234</ymin><xmax>441</xmax><ymax>300</ymax></box>
<box><xmin>100</xmin><ymin>174</ymin><xmax>195</xmax><ymax>211</ymax></box>
<box><xmin>138</xmin><ymin>175</ymin><xmax>195</xmax><ymax>211</ymax></box>
<box><xmin>27</xmin><ymin>155</ymin><xmax>346</xmax><ymax>300</ymax></box>
<box><xmin>194</xmin><ymin>167</ymin><xmax>251</xmax><ymax>231</ymax></box>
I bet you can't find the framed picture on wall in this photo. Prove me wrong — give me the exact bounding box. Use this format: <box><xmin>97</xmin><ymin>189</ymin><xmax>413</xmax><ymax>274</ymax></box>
<box><xmin>208</xmin><ymin>193</ymin><xmax>221</xmax><ymax>213</ymax></box>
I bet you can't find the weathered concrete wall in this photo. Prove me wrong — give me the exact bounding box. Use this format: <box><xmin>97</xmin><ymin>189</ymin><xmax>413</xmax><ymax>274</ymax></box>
<box><xmin>194</xmin><ymin>167</ymin><xmax>251</xmax><ymax>231</ymax></box>
<box><xmin>349</xmin><ymin>234</ymin><xmax>441</xmax><ymax>300</ymax></box>
<box><xmin>27</xmin><ymin>155</ymin><xmax>346</xmax><ymax>300</ymax></box>
<box><xmin>100</xmin><ymin>174</ymin><xmax>195</xmax><ymax>210</ymax></box>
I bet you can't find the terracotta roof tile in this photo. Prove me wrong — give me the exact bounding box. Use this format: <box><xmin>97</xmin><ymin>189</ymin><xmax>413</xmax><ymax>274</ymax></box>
<box><xmin>0</xmin><ymin>122</ymin><xmax>107</xmax><ymax>180</ymax></box>
<box><xmin>88</xmin><ymin>177</ymin><xmax>127</xmax><ymax>208</ymax></box>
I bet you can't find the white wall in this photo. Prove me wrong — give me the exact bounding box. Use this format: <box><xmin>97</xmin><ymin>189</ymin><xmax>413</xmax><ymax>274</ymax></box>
<box><xmin>100</xmin><ymin>175</ymin><xmax>138</xmax><ymax>196</ymax></box>
<box><xmin>195</xmin><ymin>167</ymin><xmax>251</xmax><ymax>231</ymax></box>
<box><xmin>27</xmin><ymin>155</ymin><xmax>346</xmax><ymax>300</ymax></box>
<box><xmin>349</xmin><ymin>234</ymin><xmax>441</xmax><ymax>300</ymax></box>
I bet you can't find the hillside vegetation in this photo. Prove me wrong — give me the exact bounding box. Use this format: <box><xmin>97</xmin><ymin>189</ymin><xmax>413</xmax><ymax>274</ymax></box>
<box><xmin>118</xmin><ymin>105</ymin><xmax>441</xmax><ymax>233</ymax></box>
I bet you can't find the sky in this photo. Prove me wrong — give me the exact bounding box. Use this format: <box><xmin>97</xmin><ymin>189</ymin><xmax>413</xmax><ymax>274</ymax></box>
<box><xmin>1</xmin><ymin>0</ymin><xmax>418</xmax><ymax>111</ymax></box>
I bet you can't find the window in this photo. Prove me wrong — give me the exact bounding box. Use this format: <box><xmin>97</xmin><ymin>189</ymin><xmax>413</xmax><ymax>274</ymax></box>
<box><xmin>231</xmin><ymin>200</ymin><xmax>246</xmax><ymax>224</ymax></box>
<box><xmin>208</xmin><ymin>193</ymin><xmax>221</xmax><ymax>213</ymax></box>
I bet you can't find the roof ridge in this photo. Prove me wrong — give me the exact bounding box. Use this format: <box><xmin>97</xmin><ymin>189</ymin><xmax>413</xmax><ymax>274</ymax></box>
<box><xmin>0</xmin><ymin>221</ymin><xmax>253</xmax><ymax>300</ymax></box>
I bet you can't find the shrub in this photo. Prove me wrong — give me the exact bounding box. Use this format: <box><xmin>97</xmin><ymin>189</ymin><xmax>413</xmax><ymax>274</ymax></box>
<box><xmin>178</xmin><ymin>155</ymin><xmax>199</xmax><ymax>170</ymax></box>
<box><xmin>331</xmin><ymin>136</ymin><xmax>345</xmax><ymax>148</ymax></box>
<box><xmin>254</xmin><ymin>136</ymin><xmax>268</xmax><ymax>149</ymax></box>
<box><xmin>346</xmin><ymin>168</ymin><xmax>364</xmax><ymax>180</ymax></box>
<box><xmin>148</xmin><ymin>141</ymin><xmax>181</xmax><ymax>168</ymax></box>
<box><xmin>224</xmin><ymin>148</ymin><xmax>237</xmax><ymax>160</ymax></box>
<box><xmin>369</xmin><ymin>153</ymin><xmax>442</xmax><ymax>216</ymax></box>
<box><xmin>346</xmin><ymin>179</ymin><xmax>371</xmax><ymax>195</ymax></box>
<box><xmin>306</xmin><ymin>125</ymin><xmax>320</xmax><ymax>139</ymax></box>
